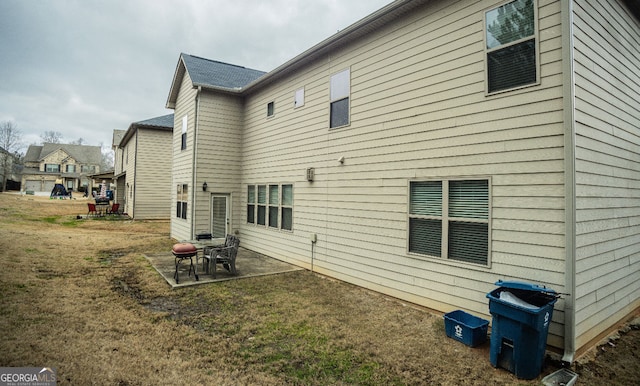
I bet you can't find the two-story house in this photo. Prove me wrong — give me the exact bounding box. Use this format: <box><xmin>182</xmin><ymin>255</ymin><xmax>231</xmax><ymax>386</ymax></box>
<box><xmin>113</xmin><ymin>114</ymin><xmax>174</xmax><ymax>219</ymax></box>
<box><xmin>164</xmin><ymin>0</ymin><xmax>640</xmax><ymax>362</ymax></box>
<box><xmin>22</xmin><ymin>143</ymin><xmax>102</xmax><ymax>194</ymax></box>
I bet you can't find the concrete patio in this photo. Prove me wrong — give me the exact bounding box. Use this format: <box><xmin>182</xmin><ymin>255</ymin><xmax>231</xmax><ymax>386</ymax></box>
<box><xmin>144</xmin><ymin>247</ymin><xmax>303</xmax><ymax>288</ymax></box>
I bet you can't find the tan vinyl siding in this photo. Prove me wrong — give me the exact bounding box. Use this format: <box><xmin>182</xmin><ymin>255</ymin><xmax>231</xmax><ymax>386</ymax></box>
<box><xmin>572</xmin><ymin>0</ymin><xmax>640</xmax><ymax>349</ymax></box>
<box><xmin>123</xmin><ymin>135</ymin><xmax>137</xmax><ymax>217</ymax></box>
<box><xmin>133</xmin><ymin>129</ymin><xmax>172</xmax><ymax>220</ymax></box>
<box><xmin>193</xmin><ymin>92</ymin><xmax>245</xmax><ymax>235</ymax></box>
<box><xmin>171</xmin><ymin>72</ymin><xmax>197</xmax><ymax>240</ymax></box>
<box><xmin>240</xmin><ymin>0</ymin><xmax>566</xmax><ymax>347</ymax></box>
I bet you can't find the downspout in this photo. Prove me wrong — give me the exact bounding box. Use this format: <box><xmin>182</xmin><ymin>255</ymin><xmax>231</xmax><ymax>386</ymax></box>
<box><xmin>561</xmin><ymin>0</ymin><xmax>577</xmax><ymax>364</ymax></box>
<box><xmin>132</xmin><ymin>130</ymin><xmax>139</xmax><ymax>219</ymax></box>
<box><xmin>191</xmin><ymin>86</ymin><xmax>202</xmax><ymax>239</ymax></box>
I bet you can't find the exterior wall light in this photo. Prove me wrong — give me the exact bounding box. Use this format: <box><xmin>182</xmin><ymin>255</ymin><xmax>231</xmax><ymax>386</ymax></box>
<box><xmin>202</xmin><ymin>181</ymin><xmax>208</xmax><ymax>191</ymax></box>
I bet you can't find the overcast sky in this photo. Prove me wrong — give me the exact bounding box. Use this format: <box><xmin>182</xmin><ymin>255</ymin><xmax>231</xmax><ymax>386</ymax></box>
<box><xmin>0</xmin><ymin>0</ymin><xmax>392</xmax><ymax>155</ymax></box>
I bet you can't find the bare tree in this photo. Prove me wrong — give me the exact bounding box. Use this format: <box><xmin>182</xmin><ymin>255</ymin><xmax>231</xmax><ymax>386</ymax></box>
<box><xmin>40</xmin><ymin>130</ymin><xmax>63</xmax><ymax>144</ymax></box>
<box><xmin>99</xmin><ymin>142</ymin><xmax>114</xmax><ymax>170</ymax></box>
<box><xmin>0</xmin><ymin>121</ymin><xmax>23</xmax><ymax>191</ymax></box>
<box><xmin>69</xmin><ymin>138</ymin><xmax>86</xmax><ymax>145</ymax></box>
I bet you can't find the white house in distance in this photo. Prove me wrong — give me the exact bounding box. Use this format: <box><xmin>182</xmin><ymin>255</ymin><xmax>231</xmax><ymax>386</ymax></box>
<box><xmin>164</xmin><ymin>0</ymin><xmax>640</xmax><ymax>361</ymax></box>
<box><xmin>113</xmin><ymin>114</ymin><xmax>174</xmax><ymax>219</ymax></box>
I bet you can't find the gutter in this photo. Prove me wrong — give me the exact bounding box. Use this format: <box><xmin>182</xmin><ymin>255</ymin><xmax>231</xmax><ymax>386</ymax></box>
<box><xmin>561</xmin><ymin>0</ymin><xmax>577</xmax><ymax>364</ymax></box>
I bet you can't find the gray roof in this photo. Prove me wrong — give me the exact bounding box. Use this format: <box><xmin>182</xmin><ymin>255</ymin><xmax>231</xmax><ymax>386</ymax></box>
<box><xmin>182</xmin><ymin>54</ymin><xmax>266</xmax><ymax>90</ymax></box>
<box><xmin>112</xmin><ymin>130</ymin><xmax>126</xmax><ymax>147</ymax></box>
<box><xmin>134</xmin><ymin>113</ymin><xmax>174</xmax><ymax>128</ymax></box>
<box><xmin>119</xmin><ymin>113</ymin><xmax>174</xmax><ymax>147</ymax></box>
<box><xmin>24</xmin><ymin>143</ymin><xmax>102</xmax><ymax>164</ymax></box>
<box><xmin>166</xmin><ymin>54</ymin><xmax>266</xmax><ymax>107</ymax></box>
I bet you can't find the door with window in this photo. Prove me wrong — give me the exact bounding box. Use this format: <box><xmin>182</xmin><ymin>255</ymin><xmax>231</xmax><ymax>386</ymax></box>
<box><xmin>211</xmin><ymin>195</ymin><xmax>229</xmax><ymax>239</ymax></box>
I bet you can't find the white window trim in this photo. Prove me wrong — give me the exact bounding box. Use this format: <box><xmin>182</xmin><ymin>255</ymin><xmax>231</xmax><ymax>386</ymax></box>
<box><xmin>329</xmin><ymin>68</ymin><xmax>351</xmax><ymax>129</ymax></box>
<box><xmin>247</xmin><ymin>183</ymin><xmax>293</xmax><ymax>232</ymax></box>
<box><xmin>407</xmin><ymin>177</ymin><xmax>492</xmax><ymax>267</ymax></box>
<box><xmin>483</xmin><ymin>0</ymin><xmax>540</xmax><ymax>95</ymax></box>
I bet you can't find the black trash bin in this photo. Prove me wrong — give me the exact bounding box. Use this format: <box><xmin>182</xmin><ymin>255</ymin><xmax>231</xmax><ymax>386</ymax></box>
<box><xmin>486</xmin><ymin>280</ymin><xmax>558</xmax><ymax>380</ymax></box>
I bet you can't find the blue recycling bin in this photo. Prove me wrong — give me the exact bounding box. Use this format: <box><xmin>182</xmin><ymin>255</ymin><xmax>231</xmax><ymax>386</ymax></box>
<box><xmin>486</xmin><ymin>280</ymin><xmax>558</xmax><ymax>380</ymax></box>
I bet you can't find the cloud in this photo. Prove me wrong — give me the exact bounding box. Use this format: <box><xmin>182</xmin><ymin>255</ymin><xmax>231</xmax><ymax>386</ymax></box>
<box><xmin>0</xmin><ymin>0</ymin><xmax>391</xmax><ymax>154</ymax></box>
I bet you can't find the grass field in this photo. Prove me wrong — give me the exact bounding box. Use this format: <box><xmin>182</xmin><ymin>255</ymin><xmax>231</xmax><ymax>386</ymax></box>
<box><xmin>0</xmin><ymin>193</ymin><xmax>637</xmax><ymax>385</ymax></box>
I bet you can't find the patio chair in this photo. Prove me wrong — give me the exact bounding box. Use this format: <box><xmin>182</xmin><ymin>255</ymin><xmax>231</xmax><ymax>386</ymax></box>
<box><xmin>87</xmin><ymin>203</ymin><xmax>98</xmax><ymax>217</ymax></box>
<box><xmin>203</xmin><ymin>235</ymin><xmax>240</xmax><ymax>278</ymax></box>
<box><xmin>107</xmin><ymin>203</ymin><xmax>120</xmax><ymax>215</ymax></box>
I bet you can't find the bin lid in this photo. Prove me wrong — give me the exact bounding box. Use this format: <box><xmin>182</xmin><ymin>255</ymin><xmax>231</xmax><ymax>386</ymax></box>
<box><xmin>495</xmin><ymin>280</ymin><xmax>557</xmax><ymax>295</ymax></box>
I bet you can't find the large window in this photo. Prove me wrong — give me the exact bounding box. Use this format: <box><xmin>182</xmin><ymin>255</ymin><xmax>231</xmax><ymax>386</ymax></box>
<box><xmin>45</xmin><ymin>164</ymin><xmax>60</xmax><ymax>173</ymax></box>
<box><xmin>409</xmin><ymin>179</ymin><xmax>490</xmax><ymax>265</ymax></box>
<box><xmin>330</xmin><ymin>68</ymin><xmax>350</xmax><ymax>128</ymax></box>
<box><xmin>176</xmin><ymin>184</ymin><xmax>188</xmax><ymax>220</ymax></box>
<box><xmin>247</xmin><ymin>184</ymin><xmax>293</xmax><ymax>231</ymax></box>
<box><xmin>485</xmin><ymin>0</ymin><xmax>537</xmax><ymax>93</ymax></box>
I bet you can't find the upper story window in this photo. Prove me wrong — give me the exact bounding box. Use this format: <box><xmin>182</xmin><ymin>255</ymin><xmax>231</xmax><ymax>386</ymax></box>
<box><xmin>485</xmin><ymin>0</ymin><xmax>538</xmax><ymax>93</ymax></box>
<box><xmin>409</xmin><ymin>179</ymin><xmax>490</xmax><ymax>265</ymax></box>
<box><xmin>81</xmin><ymin>165</ymin><xmax>95</xmax><ymax>173</ymax></box>
<box><xmin>45</xmin><ymin>164</ymin><xmax>60</xmax><ymax>173</ymax></box>
<box><xmin>294</xmin><ymin>88</ymin><xmax>305</xmax><ymax>108</ymax></box>
<box><xmin>267</xmin><ymin>101</ymin><xmax>275</xmax><ymax>117</ymax></box>
<box><xmin>330</xmin><ymin>68</ymin><xmax>350</xmax><ymax>128</ymax></box>
<box><xmin>66</xmin><ymin>165</ymin><xmax>76</xmax><ymax>173</ymax></box>
<box><xmin>181</xmin><ymin>115</ymin><xmax>188</xmax><ymax>150</ymax></box>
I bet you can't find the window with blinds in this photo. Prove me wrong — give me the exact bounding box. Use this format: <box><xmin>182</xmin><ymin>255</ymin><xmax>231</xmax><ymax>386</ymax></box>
<box><xmin>330</xmin><ymin>68</ymin><xmax>350</xmax><ymax>128</ymax></box>
<box><xmin>268</xmin><ymin>185</ymin><xmax>279</xmax><ymax>228</ymax></box>
<box><xmin>247</xmin><ymin>185</ymin><xmax>256</xmax><ymax>224</ymax></box>
<box><xmin>485</xmin><ymin>0</ymin><xmax>538</xmax><ymax>93</ymax></box>
<box><xmin>247</xmin><ymin>183</ymin><xmax>293</xmax><ymax>231</ymax></box>
<box><xmin>409</xmin><ymin>179</ymin><xmax>490</xmax><ymax>265</ymax></box>
<box><xmin>281</xmin><ymin>184</ymin><xmax>293</xmax><ymax>231</ymax></box>
<box><xmin>257</xmin><ymin>185</ymin><xmax>267</xmax><ymax>226</ymax></box>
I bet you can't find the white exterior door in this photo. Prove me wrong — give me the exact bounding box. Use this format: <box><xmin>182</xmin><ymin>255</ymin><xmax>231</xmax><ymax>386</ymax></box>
<box><xmin>211</xmin><ymin>195</ymin><xmax>229</xmax><ymax>239</ymax></box>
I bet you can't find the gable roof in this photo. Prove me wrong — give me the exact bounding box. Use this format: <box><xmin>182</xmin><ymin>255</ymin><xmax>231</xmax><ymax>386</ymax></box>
<box><xmin>23</xmin><ymin>143</ymin><xmax>102</xmax><ymax>164</ymax></box>
<box><xmin>119</xmin><ymin>113</ymin><xmax>175</xmax><ymax>147</ymax></box>
<box><xmin>166</xmin><ymin>54</ymin><xmax>266</xmax><ymax>108</ymax></box>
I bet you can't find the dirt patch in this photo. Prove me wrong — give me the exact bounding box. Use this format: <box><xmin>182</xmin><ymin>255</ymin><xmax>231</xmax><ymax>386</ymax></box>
<box><xmin>0</xmin><ymin>193</ymin><xmax>638</xmax><ymax>385</ymax></box>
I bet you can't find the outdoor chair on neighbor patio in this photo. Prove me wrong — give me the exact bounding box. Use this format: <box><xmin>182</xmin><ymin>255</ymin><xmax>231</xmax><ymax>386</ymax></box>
<box><xmin>203</xmin><ymin>235</ymin><xmax>240</xmax><ymax>278</ymax></box>
<box><xmin>107</xmin><ymin>203</ymin><xmax>120</xmax><ymax>215</ymax></box>
<box><xmin>87</xmin><ymin>203</ymin><xmax>98</xmax><ymax>217</ymax></box>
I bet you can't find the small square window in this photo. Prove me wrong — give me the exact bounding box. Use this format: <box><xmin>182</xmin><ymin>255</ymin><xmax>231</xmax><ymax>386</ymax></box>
<box><xmin>294</xmin><ymin>88</ymin><xmax>305</xmax><ymax>108</ymax></box>
<box><xmin>267</xmin><ymin>101</ymin><xmax>275</xmax><ymax>117</ymax></box>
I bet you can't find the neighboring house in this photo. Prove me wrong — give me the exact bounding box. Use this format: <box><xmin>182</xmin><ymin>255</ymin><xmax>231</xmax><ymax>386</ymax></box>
<box><xmin>113</xmin><ymin>114</ymin><xmax>173</xmax><ymax>219</ymax></box>
<box><xmin>22</xmin><ymin>143</ymin><xmax>102</xmax><ymax>194</ymax></box>
<box><xmin>0</xmin><ymin>146</ymin><xmax>20</xmax><ymax>191</ymax></box>
<box><xmin>165</xmin><ymin>0</ymin><xmax>640</xmax><ymax>361</ymax></box>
